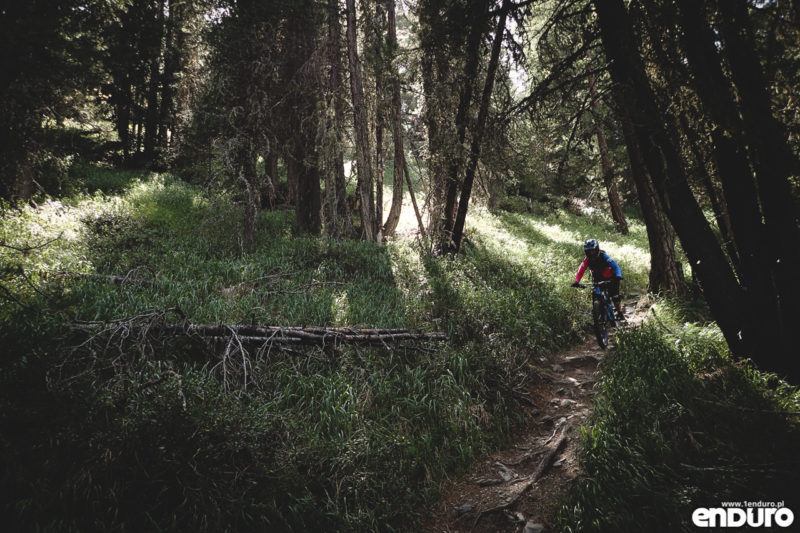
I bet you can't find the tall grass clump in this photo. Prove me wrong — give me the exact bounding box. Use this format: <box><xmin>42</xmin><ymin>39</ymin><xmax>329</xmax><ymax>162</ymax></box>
<box><xmin>1</xmin><ymin>171</ymin><xmax>654</xmax><ymax>531</ymax></box>
<box><xmin>556</xmin><ymin>300</ymin><xmax>800</xmax><ymax>532</ymax></box>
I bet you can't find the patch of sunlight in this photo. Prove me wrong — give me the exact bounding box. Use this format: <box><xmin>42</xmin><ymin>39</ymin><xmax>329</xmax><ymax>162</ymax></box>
<box><xmin>0</xmin><ymin>195</ymin><xmax>123</xmax><ymax>287</ymax></box>
<box><xmin>529</xmin><ymin>219</ymin><xmax>581</xmax><ymax>245</ymax></box>
<box><xmin>605</xmin><ymin>243</ymin><xmax>650</xmax><ymax>273</ymax></box>
<box><xmin>469</xmin><ymin>207</ymin><xmax>539</xmax><ymax>263</ymax></box>
<box><xmin>331</xmin><ymin>288</ymin><xmax>350</xmax><ymax>325</ymax></box>
<box><xmin>27</xmin><ymin>199</ymin><xmax>85</xmax><ymax>242</ymax></box>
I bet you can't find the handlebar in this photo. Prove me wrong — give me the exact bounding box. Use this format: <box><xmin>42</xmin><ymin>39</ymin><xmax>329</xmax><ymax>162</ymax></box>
<box><xmin>572</xmin><ymin>280</ymin><xmax>613</xmax><ymax>289</ymax></box>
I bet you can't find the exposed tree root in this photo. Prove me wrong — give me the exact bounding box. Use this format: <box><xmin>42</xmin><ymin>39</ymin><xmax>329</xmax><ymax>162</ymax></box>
<box><xmin>470</xmin><ymin>425</ymin><xmax>572</xmax><ymax>531</ymax></box>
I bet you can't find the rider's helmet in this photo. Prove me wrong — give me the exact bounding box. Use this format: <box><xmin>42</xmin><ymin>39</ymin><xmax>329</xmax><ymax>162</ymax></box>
<box><xmin>583</xmin><ymin>239</ymin><xmax>599</xmax><ymax>255</ymax></box>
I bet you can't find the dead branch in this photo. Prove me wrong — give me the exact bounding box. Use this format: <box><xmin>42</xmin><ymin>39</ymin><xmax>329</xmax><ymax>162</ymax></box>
<box><xmin>54</xmin><ymin>307</ymin><xmax>186</xmax><ymax>386</ymax></box>
<box><xmin>0</xmin><ymin>233</ymin><xmax>63</xmax><ymax>254</ymax></box>
<box><xmin>0</xmin><ymin>282</ymin><xmax>29</xmax><ymax>309</ymax></box>
<box><xmin>64</xmin><ymin>312</ymin><xmax>446</xmax><ymax>392</ymax></box>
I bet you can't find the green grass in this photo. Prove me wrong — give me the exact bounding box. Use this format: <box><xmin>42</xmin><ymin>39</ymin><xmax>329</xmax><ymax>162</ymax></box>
<box><xmin>555</xmin><ymin>299</ymin><xmax>800</xmax><ymax>532</ymax></box>
<box><xmin>1</xmin><ymin>170</ymin><xmax>654</xmax><ymax>531</ymax></box>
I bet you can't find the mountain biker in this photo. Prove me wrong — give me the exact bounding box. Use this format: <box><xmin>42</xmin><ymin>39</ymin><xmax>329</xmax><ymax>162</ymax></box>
<box><xmin>571</xmin><ymin>239</ymin><xmax>624</xmax><ymax>319</ymax></box>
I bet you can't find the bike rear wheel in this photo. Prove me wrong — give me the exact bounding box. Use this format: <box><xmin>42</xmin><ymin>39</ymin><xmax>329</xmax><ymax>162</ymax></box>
<box><xmin>593</xmin><ymin>299</ymin><xmax>609</xmax><ymax>349</ymax></box>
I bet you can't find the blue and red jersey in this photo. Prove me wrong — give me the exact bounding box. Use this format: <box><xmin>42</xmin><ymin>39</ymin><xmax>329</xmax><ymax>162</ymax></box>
<box><xmin>575</xmin><ymin>250</ymin><xmax>622</xmax><ymax>282</ymax></box>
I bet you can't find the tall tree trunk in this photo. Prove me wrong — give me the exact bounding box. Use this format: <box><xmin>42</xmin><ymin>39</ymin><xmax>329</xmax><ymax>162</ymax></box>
<box><xmin>678</xmin><ymin>113</ymin><xmax>740</xmax><ymax>277</ymax></box>
<box><xmin>286</xmin><ymin>155</ymin><xmax>297</xmax><ymax>207</ymax></box>
<box><xmin>240</xmin><ymin>146</ymin><xmax>260</xmax><ymax>251</ymax></box>
<box><xmin>419</xmin><ymin>0</ymin><xmax>453</xmax><ymax>236</ymax></box>
<box><xmin>262</xmin><ymin>151</ymin><xmax>278</xmax><ymax>208</ymax></box>
<box><xmin>593</xmin><ymin>0</ymin><xmax>752</xmax><ymax>363</ymax></box>
<box><xmin>159</xmin><ymin>0</ymin><xmax>179</xmax><ymax>153</ymax></box>
<box><xmin>295</xmin><ymin>154</ymin><xmax>323</xmax><ymax>234</ymax></box>
<box><xmin>440</xmin><ymin>0</ymin><xmax>488</xmax><ymax>251</ymax></box>
<box><xmin>673</xmin><ymin>0</ymin><xmax>789</xmax><ymax>375</ymax></box>
<box><xmin>135</xmin><ymin>114</ymin><xmax>143</xmax><ymax>154</ymax></box>
<box><xmin>373</xmin><ymin>1</ymin><xmax>385</xmax><ymax>242</ymax></box>
<box><xmin>143</xmin><ymin>61</ymin><xmax>159</xmax><ymax>162</ymax></box>
<box><xmin>323</xmin><ymin>0</ymin><xmax>355</xmax><ymax>238</ymax></box>
<box><xmin>15</xmin><ymin>147</ymin><xmax>36</xmax><ymax>202</ymax></box>
<box><xmin>345</xmin><ymin>0</ymin><xmax>377</xmax><ymax>241</ymax></box>
<box><xmin>714</xmin><ymin>0</ymin><xmax>800</xmax><ymax>345</ymax></box>
<box><xmin>286</xmin><ymin>7</ymin><xmax>322</xmax><ymax>238</ymax></box>
<box><xmin>618</xmin><ymin>114</ymin><xmax>685</xmax><ymax>294</ymax></box>
<box><xmin>376</xmin><ymin>122</ymin><xmax>384</xmax><ymax>241</ymax></box>
<box><xmin>382</xmin><ymin>0</ymin><xmax>405</xmax><ymax>238</ymax></box>
<box><xmin>450</xmin><ymin>0</ymin><xmax>509</xmax><ymax>254</ymax></box>
<box><xmin>143</xmin><ymin>0</ymin><xmax>166</xmax><ymax>164</ymax></box>
<box><xmin>402</xmin><ymin>150</ymin><xmax>427</xmax><ymax>239</ymax></box>
<box><xmin>376</xmin><ymin>87</ymin><xmax>385</xmax><ymax>242</ymax></box>
<box><xmin>587</xmin><ymin>68</ymin><xmax>628</xmax><ymax>234</ymax></box>
<box><xmin>117</xmin><ymin>80</ymin><xmax>133</xmax><ymax>162</ymax></box>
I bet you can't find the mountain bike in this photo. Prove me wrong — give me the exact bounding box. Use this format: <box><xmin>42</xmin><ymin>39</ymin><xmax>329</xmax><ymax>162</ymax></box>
<box><xmin>574</xmin><ymin>279</ymin><xmax>621</xmax><ymax>349</ymax></box>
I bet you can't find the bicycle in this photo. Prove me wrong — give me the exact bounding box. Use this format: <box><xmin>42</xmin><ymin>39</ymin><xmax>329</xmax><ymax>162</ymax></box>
<box><xmin>573</xmin><ymin>279</ymin><xmax>622</xmax><ymax>349</ymax></box>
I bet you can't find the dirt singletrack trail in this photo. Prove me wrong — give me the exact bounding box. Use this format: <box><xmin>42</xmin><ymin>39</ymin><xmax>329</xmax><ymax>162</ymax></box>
<box><xmin>422</xmin><ymin>300</ymin><xmax>646</xmax><ymax>533</ymax></box>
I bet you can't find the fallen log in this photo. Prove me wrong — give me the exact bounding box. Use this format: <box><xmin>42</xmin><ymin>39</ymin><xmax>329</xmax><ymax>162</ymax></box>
<box><xmin>155</xmin><ymin>323</ymin><xmax>447</xmax><ymax>346</ymax></box>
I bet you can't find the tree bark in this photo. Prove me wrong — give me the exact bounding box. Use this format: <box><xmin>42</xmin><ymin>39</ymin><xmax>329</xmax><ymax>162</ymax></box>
<box><xmin>345</xmin><ymin>0</ymin><xmax>377</xmax><ymax>241</ymax></box>
<box><xmin>262</xmin><ymin>151</ymin><xmax>278</xmax><ymax>208</ymax></box>
<box><xmin>240</xmin><ymin>146</ymin><xmax>260</xmax><ymax>251</ymax></box>
<box><xmin>295</xmin><ymin>154</ymin><xmax>322</xmax><ymax>234</ymax></box>
<box><xmin>617</xmin><ymin>114</ymin><xmax>684</xmax><ymax>294</ymax></box>
<box><xmin>286</xmin><ymin>156</ymin><xmax>297</xmax><ymax>207</ymax></box>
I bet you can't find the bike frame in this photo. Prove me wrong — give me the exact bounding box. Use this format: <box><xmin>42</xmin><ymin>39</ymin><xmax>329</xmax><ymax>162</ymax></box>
<box><xmin>591</xmin><ymin>282</ymin><xmax>616</xmax><ymax>325</ymax></box>
<box><xmin>574</xmin><ymin>279</ymin><xmax>618</xmax><ymax>349</ymax></box>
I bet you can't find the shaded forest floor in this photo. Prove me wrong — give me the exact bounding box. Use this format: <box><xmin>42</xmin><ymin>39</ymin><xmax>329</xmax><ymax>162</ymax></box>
<box><xmin>2</xmin><ymin>169</ymin><xmax>798</xmax><ymax>532</ymax></box>
<box><xmin>423</xmin><ymin>300</ymin><xmax>645</xmax><ymax>533</ymax></box>
<box><xmin>1</xmin><ymin>169</ymin><xmax>653</xmax><ymax>531</ymax></box>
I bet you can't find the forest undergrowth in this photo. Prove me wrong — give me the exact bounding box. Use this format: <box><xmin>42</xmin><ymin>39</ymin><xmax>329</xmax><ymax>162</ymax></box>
<box><xmin>1</xmin><ymin>167</ymin><xmax>796</xmax><ymax>531</ymax></box>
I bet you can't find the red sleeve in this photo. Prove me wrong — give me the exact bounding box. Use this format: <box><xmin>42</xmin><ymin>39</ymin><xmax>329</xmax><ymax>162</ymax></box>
<box><xmin>575</xmin><ymin>257</ymin><xmax>588</xmax><ymax>282</ymax></box>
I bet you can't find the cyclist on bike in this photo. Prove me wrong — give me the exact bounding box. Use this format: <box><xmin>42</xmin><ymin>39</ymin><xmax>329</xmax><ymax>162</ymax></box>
<box><xmin>571</xmin><ymin>239</ymin><xmax>624</xmax><ymax>319</ymax></box>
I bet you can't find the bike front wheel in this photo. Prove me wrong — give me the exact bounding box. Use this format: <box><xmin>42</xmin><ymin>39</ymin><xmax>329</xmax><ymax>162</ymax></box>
<box><xmin>592</xmin><ymin>299</ymin><xmax>609</xmax><ymax>349</ymax></box>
